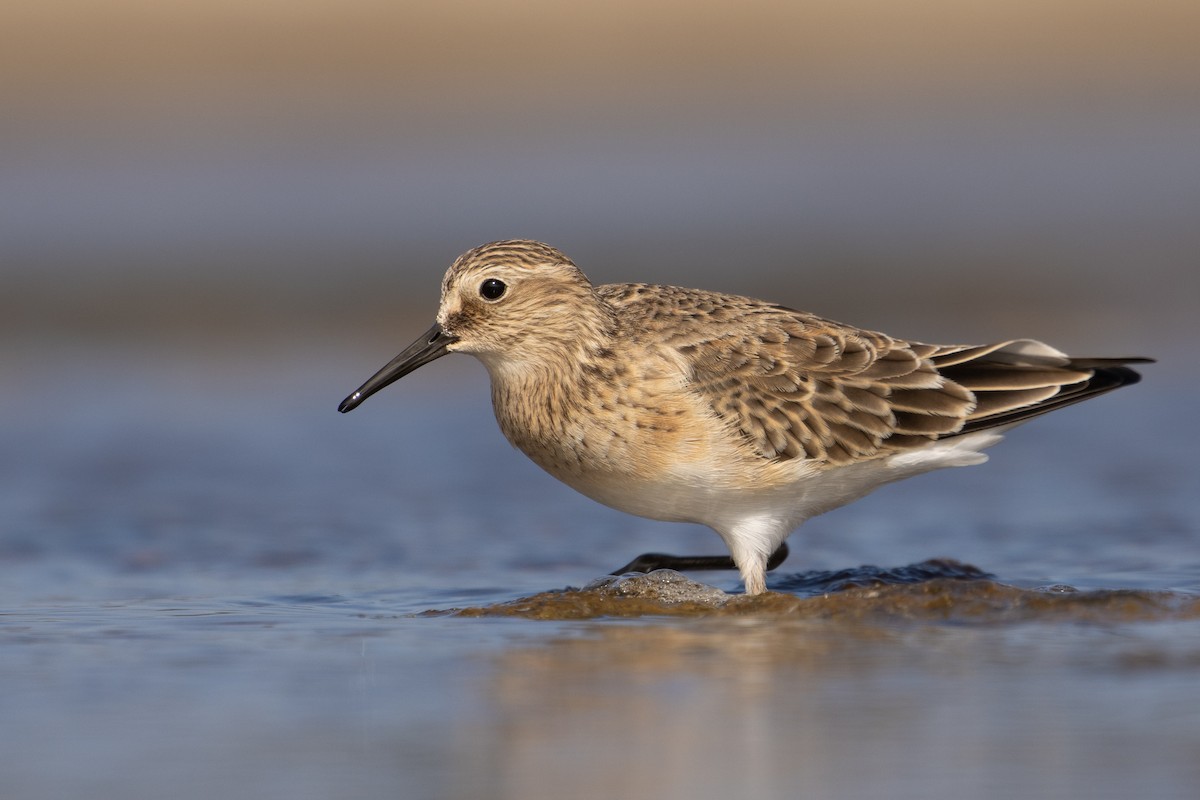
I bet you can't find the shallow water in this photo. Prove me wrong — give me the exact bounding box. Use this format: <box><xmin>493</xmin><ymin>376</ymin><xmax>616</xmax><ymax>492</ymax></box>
<box><xmin>2</xmin><ymin>343</ymin><xmax>1198</xmax><ymax>799</ymax></box>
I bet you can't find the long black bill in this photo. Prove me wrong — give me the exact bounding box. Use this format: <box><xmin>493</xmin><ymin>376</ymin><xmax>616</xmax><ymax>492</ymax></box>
<box><xmin>338</xmin><ymin>323</ymin><xmax>457</xmax><ymax>413</ymax></box>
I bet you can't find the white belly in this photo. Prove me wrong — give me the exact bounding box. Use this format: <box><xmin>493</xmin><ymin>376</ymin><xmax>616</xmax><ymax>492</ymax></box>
<box><xmin>542</xmin><ymin>428</ymin><xmax>1006</xmax><ymax>537</ymax></box>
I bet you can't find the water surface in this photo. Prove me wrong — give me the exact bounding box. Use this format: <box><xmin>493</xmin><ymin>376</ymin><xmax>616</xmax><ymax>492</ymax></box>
<box><xmin>2</xmin><ymin>343</ymin><xmax>1197</xmax><ymax>799</ymax></box>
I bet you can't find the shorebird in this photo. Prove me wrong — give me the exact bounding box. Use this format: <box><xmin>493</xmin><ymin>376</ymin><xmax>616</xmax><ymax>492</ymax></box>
<box><xmin>339</xmin><ymin>239</ymin><xmax>1151</xmax><ymax>594</ymax></box>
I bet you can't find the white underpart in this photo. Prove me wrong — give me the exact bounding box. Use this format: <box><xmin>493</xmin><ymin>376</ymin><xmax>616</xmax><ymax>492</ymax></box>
<box><xmin>570</xmin><ymin>427</ymin><xmax>1012</xmax><ymax>595</ymax></box>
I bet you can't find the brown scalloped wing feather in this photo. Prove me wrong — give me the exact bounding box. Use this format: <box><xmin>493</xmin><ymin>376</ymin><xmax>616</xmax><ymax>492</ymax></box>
<box><xmin>599</xmin><ymin>284</ymin><xmax>1148</xmax><ymax>466</ymax></box>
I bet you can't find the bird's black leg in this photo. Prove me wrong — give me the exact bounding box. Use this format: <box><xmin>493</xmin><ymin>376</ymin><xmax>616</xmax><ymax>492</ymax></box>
<box><xmin>610</xmin><ymin>541</ymin><xmax>790</xmax><ymax>575</ymax></box>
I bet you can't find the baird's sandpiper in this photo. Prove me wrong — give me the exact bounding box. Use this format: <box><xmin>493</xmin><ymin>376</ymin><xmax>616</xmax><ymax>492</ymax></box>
<box><xmin>339</xmin><ymin>240</ymin><xmax>1151</xmax><ymax>594</ymax></box>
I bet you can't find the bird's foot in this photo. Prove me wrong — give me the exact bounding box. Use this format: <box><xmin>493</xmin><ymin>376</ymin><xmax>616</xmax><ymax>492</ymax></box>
<box><xmin>610</xmin><ymin>541</ymin><xmax>789</xmax><ymax>575</ymax></box>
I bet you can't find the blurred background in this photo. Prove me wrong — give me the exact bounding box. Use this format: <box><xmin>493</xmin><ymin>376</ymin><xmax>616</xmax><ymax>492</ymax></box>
<box><xmin>3</xmin><ymin>0</ymin><xmax>1197</xmax><ymax>353</ymax></box>
<box><xmin>4</xmin><ymin>4</ymin><xmax>1200</xmax><ymax>799</ymax></box>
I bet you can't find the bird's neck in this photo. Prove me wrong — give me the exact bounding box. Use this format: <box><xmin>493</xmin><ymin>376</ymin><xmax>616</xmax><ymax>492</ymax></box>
<box><xmin>484</xmin><ymin>328</ymin><xmax>625</xmax><ymax>473</ymax></box>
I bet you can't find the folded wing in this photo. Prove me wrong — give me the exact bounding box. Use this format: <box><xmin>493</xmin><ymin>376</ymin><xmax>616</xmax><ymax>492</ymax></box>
<box><xmin>602</xmin><ymin>284</ymin><xmax>1150</xmax><ymax>466</ymax></box>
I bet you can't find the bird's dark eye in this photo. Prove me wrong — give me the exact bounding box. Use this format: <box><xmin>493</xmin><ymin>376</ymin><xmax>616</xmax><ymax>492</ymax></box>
<box><xmin>479</xmin><ymin>278</ymin><xmax>507</xmax><ymax>300</ymax></box>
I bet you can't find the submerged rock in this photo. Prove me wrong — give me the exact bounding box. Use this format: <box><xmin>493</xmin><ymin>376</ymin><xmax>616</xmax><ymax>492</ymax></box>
<box><xmin>584</xmin><ymin>569</ymin><xmax>731</xmax><ymax>605</ymax></box>
<box><xmin>444</xmin><ymin>559</ymin><xmax>1200</xmax><ymax>623</ymax></box>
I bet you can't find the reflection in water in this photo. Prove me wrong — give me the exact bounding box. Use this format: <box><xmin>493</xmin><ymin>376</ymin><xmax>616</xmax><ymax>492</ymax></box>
<box><xmin>451</xmin><ymin>597</ymin><xmax>1200</xmax><ymax>800</ymax></box>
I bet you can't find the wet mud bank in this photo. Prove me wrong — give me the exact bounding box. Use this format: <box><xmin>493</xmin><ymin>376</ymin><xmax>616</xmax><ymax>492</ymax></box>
<box><xmin>444</xmin><ymin>562</ymin><xmax>1200</xmax><ymax>623</ymax></box>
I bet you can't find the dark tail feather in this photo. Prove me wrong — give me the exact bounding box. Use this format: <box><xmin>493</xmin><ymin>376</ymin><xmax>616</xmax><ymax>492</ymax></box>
<box><xmin>953</xmin><ymin>360</ymin><xmax>1151</xmax><ymax>436</ymax></box>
